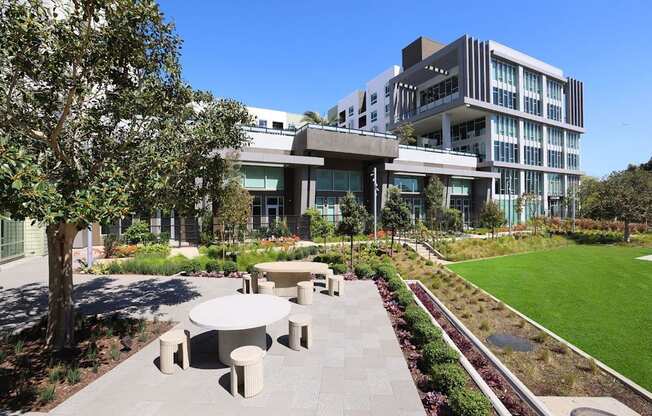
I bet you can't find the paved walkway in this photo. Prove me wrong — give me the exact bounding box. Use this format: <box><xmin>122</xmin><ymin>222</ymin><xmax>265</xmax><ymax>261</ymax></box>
<box><xmin>1</xmin><ymin>258</ymin><xmax>424</xmax><ymax>416</ymax></box>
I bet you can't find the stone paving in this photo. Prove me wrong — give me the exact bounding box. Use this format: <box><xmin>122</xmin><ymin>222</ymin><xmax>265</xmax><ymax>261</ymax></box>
<box><xmin>1</xmin><ymin>258</ymin><xmax>424</xmax><ymax>416</ymax></box>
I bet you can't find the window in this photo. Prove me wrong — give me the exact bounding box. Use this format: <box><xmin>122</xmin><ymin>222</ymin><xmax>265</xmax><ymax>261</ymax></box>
<box><xmin>493</xmin><ymin>87</ymin><xmax>518</xmax><ymax>109</ymax></box>
<box><xmin>272</xmin><ymin>121</ymin><xmax>284</xmax><ymax>130</ymax></box>
<box><xmin>348</xmin><ymin>106</ymin><xmax>354</xmax><ymax>117</ymax></box>
<box><xmin>567</xmin><ymin>153</ymin><xmax>579</xmax><ymax>170</ymax></box>
<box><xmin>449</xmin><ymin>178</ymin><xmax>470</xmax><ymax>196</ymax></box>
<box><xmin>524</xmin><ymin>146</ymin><xmax>542</xmax><ymax>166</ymax></box>
<box><xmin>524</xmin><ymin>70</ymin><xmax>541</xmax><ymax>93</ymax></box>
<box><xmin>547</xmin><ymin>79</ymin><xmax>563</xmax><ymax>101</ymax></box>
<box><xmin>523</xmin><ymin>121</ymin><xmax>542</xmax><ymax>143</ymax></box>
<box><xmin>385</xmin><ymin>104</ymin><xmax>390</xmax><ymax>114</ymax></box>
<box><xmin>547</xmin><ymin>103</ymin><xmax>562</xmax><ymax>121</ymax></box>
<box><xmin>548</xmin><ymin>150</ymin><xmax>563</xmax><ymax>168</ymax></box>
<box><xmin>338</xmin><ymin>110</ymin><xmax>345</xmax><ymax>124</ymax></box>
<box><xmin>241</xmin><ymin>166</ymin><xmax>284</xmax><ymax>190</ymax></box>
<box><xmin>450</xmin><ymin>117</ymin><xmax>486</xmax><ymax>141</ymax></box>
<box><xmin>548</xmin><ymin>127</ymin><xmax>563</xmax><ymax>146</ymax></box>
<box><xmin>493</xmin><ymin>141</ymin><xmax>519</xmax><ymax>163</ymax></box>
<box><xmin>385</xmin><ymin>84</ymin><xmax>391</xmax><ymax>97</ymax></box>
<box><xmin>358</xmin><ymin>115</ymin><xmax>367</xmax><ymax>128</ymax></box>
<box><xmin>393</xmin><ymin>176</ymin><xmax>421</xmax><ymax>193</ymax></box>
<box><xmin>524</xmin><ymin>97</ymin><xmax>542</xmax><ymax>116</ymax></box>
<box><xmin>419</xmin><ymin>76</ymin><xmax>459</xmax><ymax>107</ymax></box>
<box><xmin>495</xmin><ymin>168</ymin><xmax>519</xmax><ymax>195</ymax></box>
<box><xmin>548</xmin><ymin>173</ymin><xmax>563</xmax><ymax>196</ymax></box>
<box><xmin>316</xmin><ymin>169</ymin><xmax>362</xmax><ymax>192</ymax></box>
<box><xmin>370</xmin><ymin>110</ymin><xmax>378</xmax><ymax>122</ymax></box>
<box><xmin>567</xmin><ymin>132</ymin><xmax>580</xmax><ymax>149</ymax></box>
<box><xmin>370</xmin><ymin>92</ymin><xmax>377</xmax><ymax>105</ymax></box>
<box><xmin>258</xmin><ymin>119</ymin><xmax>267</xmax><ymax>128</ymax></box>
<box><xmin>491</xmin><ymin>59</ymin><xmax>517</xmax><ymax>85</ymax></box>
<box><xmin>525</xmin><ymin>170</ymin><xmax>542</xmax><ymax>194</ymax></box>
<box><xmin>496</xmin><ymin>115</ymin><xmax>517</xmax><ymax>137</ymax></box>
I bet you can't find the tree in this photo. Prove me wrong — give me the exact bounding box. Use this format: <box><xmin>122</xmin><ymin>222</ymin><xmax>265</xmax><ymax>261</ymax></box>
<box><xmin>335</xmin><ymin>193</ymin><xmax>369</xmax><ymax>269</ymax></box>
<box><xmin>578</xmin><ymin>176</ymin><xmax>609</xmax><ymax>219</ymax></box>
<box><xmin>480</xmin><ymin>200</ymin><xmax>506</xmax><ymax>239</ymax></box>
<box><xmin>394</xmin><ymin>123</ymin><xmax>416</xmax><ymax>145</ymax></box>
<box><xmin>381</xmin><ymin>186</ymin><xmax>412</xmax><ymax>255</ymax></box>
<box><xmin>0</xmin><ymin>1</ymin><xmax>251</xmax><ymax>350</ymax></box>
<box><xmin>442</xmin><ymin>208</ymin><xmax>463</xmax><ymax>233</ymax></box>
<box><xmin>515</xmin><ymin>195</ymin><xmax>524</xmax><ymax>226</ymax></box>
<box><xmin>424</xmin><ymin>177</ymin><xmax>445</xmax><ymax>230</ymax></box>
<box><xmin>602</xmin><ymin>168</ymin><xmax>652</xmax><ymax>241</ymax></box>
<box><xmin>214</xmin><ymin>181</ymin><xmax>252</xmax><ymax>244</ymax></box>
<box><xmin>301</xmin><ymin>111</ymin><xmax>327</xmax><ymax>125</ymax></box>
<box><xmin>305</xmin><ymin>208</ymin><xmax>333</xmax><ymax>244</ymax></box>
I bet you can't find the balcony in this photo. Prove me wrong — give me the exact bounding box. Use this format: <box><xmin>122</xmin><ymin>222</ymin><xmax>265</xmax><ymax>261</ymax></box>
<box><xmin>293</xmin><ymin>124</ymin><xmax>399</xmax><ymax>159</ymax></box>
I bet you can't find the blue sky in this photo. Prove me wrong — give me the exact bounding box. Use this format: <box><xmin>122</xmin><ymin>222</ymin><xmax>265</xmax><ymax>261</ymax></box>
<box><xmin>159</xmin><ymin>0</ymin><xmax>651</xmax><ymax>177</ymax></box>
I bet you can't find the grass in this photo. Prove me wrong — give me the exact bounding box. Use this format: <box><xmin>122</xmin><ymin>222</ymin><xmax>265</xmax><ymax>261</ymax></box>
<box><xmin>449</xmin><ymin>244</ymin><xmax>652</xmax><ymax>391</ymax></box>
<box><xmin>437</xmin><ymin>235</ymin><xmax>573</xmax><ymax>261</ymax></box>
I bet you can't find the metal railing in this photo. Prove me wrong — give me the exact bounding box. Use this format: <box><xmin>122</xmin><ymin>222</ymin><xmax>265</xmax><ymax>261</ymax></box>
<box><xmin>297</xmin><ymin>123</ymin><xmax>398</xmax><ymax>140</ymax></box>
<box><xmin>398</xmin><ymin>144</ymin><xmax>479</xmax><ymax>158</ymax></box>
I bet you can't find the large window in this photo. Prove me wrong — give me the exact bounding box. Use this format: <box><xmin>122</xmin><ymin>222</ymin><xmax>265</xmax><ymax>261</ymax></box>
<box><xmin>567</xmin><ymin>132</ymin><xmax>580</xmax><ymax>149</ymax></box>
<box><xmin>451</xmin><ymin>117</ymin><xmax>486</xmax><ymax>141</ymax></box>
<box><xmin>419</xmin><ymin>76</ymin><xmax>459</xmax><ymax>107</ymax></box>
<box><xmin>358</xmin><ymin>115</ymin><xmax>367</xmax><ymax>128</ymax></box>
<box><xmin>548</xmin><ymin>173</ymin><xmax>563</xmax><ymax>196</ymax></box>
<box><xmin>524</xmin><ymin>97</ymin><xmax>542</xmax><ymax>116</ymax></box>
<box><xmin>547</xmin><ymin>103</ymin><xmax>562</xmax><ymax>121</ymax></box>
<box><xmin>370</xmin><ymin>92</ymin><xmax>377</xmax><ymax>105</ymax></box>
<box><xmin>348</xmin><ymin>106</ymin><xmax>354</xmax><ymax>117</ymax></box>
<box><xmin>495</xmin><ymin>168</ymin><xmax>519</xmax><ymax>195</ymax></box>
<box><xmin>491</xmin><ymin>59</ymin><xmax>517</xmax><ymax>85</ymax></box>
<box><xmin>567</xmin><ymin>153</ymin><xmax>579</xmax><ymax>170</ymax></box>
<box><xmin>493</xmin><ymin>87</ymin><xmax>517</xmax><ymax>109</ymax></box>
<box><xmin>393</xmin><ymin>176</ymin><xmax>422</xmax><ymax>193</ymax></box>
<box><xmin>494</xmin><ymin>141</ymin><xmax>519</xmax><ymax>163</ymax></box>
<box><xmin>525</xmin><ymin>170</ymin><xmax>543</xmax><ymax>195</ymax></box>
<box><xmin>524</xmin><ymin>146</ymin><xmax>542</xmax><ymax>166</ymax></box>
<box><xmin>316</xmin><ymin>195</ymin><xmax>363</xmax><ymax>223</ymax></box>
<box><xmin>548</xmin><ymin>127</ymin><xmax>563</xmax><ymax>146</ymax></box>
<box><xmin>385</xmin><ymin>84</ymin><xmax>391</xmax><ymax>97</ymax></box>
<box><xmin>449</xmin><ymin>178</ymin><xmax>471</xmax><ymax>196</ymax></box>
<box><xmin>547</xmin><ymin>79</ymin><xmax>563</xmax><ymax>100</ymax></box>
<box><xmin>370</xmin><ymin>110</ymin><xmax>378</xmax><ymax>123</ymax></box>
<box><xmin>548</xmin><ymin>150</ymin><xmax>563</xmax><ymax>168</ymax></box>
<box><xmin>241</xmin><ymin>166</ymin><xmax>284</xmax><ymax>190</ymax></box>
<box><xmin>316</xmin><ymin>169</ymin><xmax>362</xmax><ymax>192</ymax></box>
<box><xmin>524</xmin><ymin>70</ymin><xmax>541</xmax><ymax>93</ymax></box>
<box><xmin>496</xmin><ymin>115</ymin><xmax>517</xmax><ymax>137</ymax></box>
<box><xmin>523</xmin><ymin>121</ymin><xmax>542</xmax><ymax>143</ymax></box>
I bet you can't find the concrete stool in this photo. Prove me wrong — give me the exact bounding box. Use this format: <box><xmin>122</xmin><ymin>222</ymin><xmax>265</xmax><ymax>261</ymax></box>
<box><xmin>258</xmin><ymin>280</ymin><xmax>275</xmax><ymax>296</ymax></box>
<box><xmin>159</xmin><ymin>329</ymin><xmax>191</xmax><ymax>374</ymax></box>
<box><xmin>230</xmin><ymin>346</ymin><xmax>264</xmax><ymax>398</ymax></box>
<box><xmin>288</xmin><ymin>314</ymin><xmax>312</xmax><ymax>351</ymax></box>
<box><xmin>297</xmin><ymin>281</ymin><xmax>314</xmax><ymax>305</ymax></box>
<box><xmin>327</xmin><ymin>274</ymin><xmax>344</xmax><ymax>297</ymax></box>
<box><xmin>242</xmin><ymin>275</ymin><xmax>253</xmax><ymax>294</ymax></box>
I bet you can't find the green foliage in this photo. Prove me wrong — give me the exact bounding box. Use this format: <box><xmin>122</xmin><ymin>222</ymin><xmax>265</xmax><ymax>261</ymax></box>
<box><xmin>38</xmin><ymin>384</ymin><xmax>56</xmax><ymax>403</ymax></box>
<box><xmin>66</xmin><ymin>367</ymin><xmax>81</xmax><ymax>385</ymax></box>
<box><xmin>448</xmin><ymin>388</ymin><xmax>492</xmax><ymax>416</ymax></box>
<box><xmin>14</xmin><ymin>339</ymin><xmax>24</xmax><ymax>354</ymax></box>
<box><xmin>354</xmin><ymin>263</ymin><xmax>373</xmax><ymax>279</ymax></box>
<box><xmin>110</xmin><ymin>344</ymin><xmax>120</xmax><ymax>361</ymax></box>
<box><xmin>439</xmin><ymin>235</ymin><xmax>572</xmax><ymax>262</ymax></box>
<box><xmin>375</xmin><ymin>263</ymin><xmax>397</xmax><ymax>280</ymax></box>
<box><xmin>48</xmin><ymin>365</ymin><xmax>64</xmax><ymax>384</ymax></box>
<box><xmin>223</xmin><ymin>260</ymin><xmax>237</xmax><ymax>275</ymax></box>
<box><xmin>429</xmin><ymin>363</ymin><xmax>467</xmax><ymax>394</ymax></box>
<box><xmin>563</xmin><ymin>230</ymin><xmax>623</xmax><ymax>244</ymax></box>
<box><xmin>424</xmin><ymin>177</ymin><xmax>445</xmax><ymax>229</ymax></box>
<box><xmin>205</xmin><ymin>259</ymin><xmax>222</xmax><ymax>273</ymax></box>
<box><xmin>103</xmin><ymin>234</ymin><xmax>120</xmax><ymax>259</ymax></box>
<box><xmin>421</xmin><ymin>339</ymin><xmax>459</xmax><ymax>371</ymax></box>
<box><xmin>118</xmin><ymin>254</ymin><xmax>193</xmax><ymax>275</ymax></box>
<box><xmin>305</xmin><ymin>208</ymin><xmax>333</xmax><ymax>242</ymax></box>
<box><xmin>403</xmin><ymin>304</ymin><xmax>431</xmax><ymax>328</ymax></box>
<box><xmin>381</xmin><ymin>187</ymin><xmax>412</xmax><ymax>251</ymax></box>
<box><xmin>480</xmin><ymin>200</ymin><xmax>506</xmax><ymax>238</ymax></box>
<box><xmin>214</xmin><ymin>181</ymin><xmax>252</xmax><ymax>235</ymax></box>
<box><xmin>135</xmin><ymin>243</ymin><xmax>171</xmax><ymax>257</ymax></box>
<box><xmin>394</xmin><ymin>123</ymin><xmax>416</xmax><ymax>145</ymax></box>
<box><xmin>122</xmin><ymin>222</ymin><xmax>155</xmax><ymax>245</ymax></box>
<box><xmin>394</xmin><ymin>287</ymin><xmax>415</xmax><ymax>308</ymax></box>
<box><xmin>315</xmin><ymin>253</ymin><xmax>344</xmax><ymax>264</ymax></box>
<box><xmin>331</xmin><ymin>263</ymin><xmax>347</xmax><ymax>274</ymax></box>
<box><xmin>412</xmin><ymin>320</ymin><xmax>442</xmax><ymax>346</ymax></box>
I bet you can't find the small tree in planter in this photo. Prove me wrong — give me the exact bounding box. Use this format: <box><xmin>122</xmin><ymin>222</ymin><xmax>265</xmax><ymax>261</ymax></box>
<box><xmin>381</xmin><ymin>186</ymin><xmax>412</xmax><ymax>255</ymax></box>
<box><xmin>480</xmin><ymin>200</ymin><xmax>506</xmax><ymax>239</ymax></box>
<box><xmin>305</xmin><ymin>208</ymin><xmax>333</xmax><ymax>244</ymax></box>
<box><xmin>215</xmin><ymin>181</ymin><xmax>252</xmax><ymax>245</ymax></box>
<box><xmin>335</xmin><ymin>193</ymin><xmax>369</xmax><ymax>270</ymax></box>
<box><xmin>424</xmin><ymin>177</ymin><xmax>445</xmax><ymax>238</ymax></box>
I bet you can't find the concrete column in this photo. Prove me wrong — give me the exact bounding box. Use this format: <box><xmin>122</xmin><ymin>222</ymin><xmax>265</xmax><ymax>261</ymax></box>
<box><xmin>170</xmin><ymin>209</ymin><xmax>175</xmax><ymax>241</ymax></box>
<box><xmin>517</xmin><ymin>119</ymin><xmax>524</xmax><ymax>164</ymax></box>
<box><xmin>517</xmin><ymin>66</ymin><xmax>524</xmax><ymax>112</ymax></box>
<box><xmin>562</xmin><ymin>130</ymin><xmax>568</xmax><ymax>169</ymax></box>
<box><xmin>487</xmin><ymin>115</ymin><xmax>495</xmax><ymax>161</ymax></box>
<box><xmin>297</xmin><ymin>167</ymin><xmax>316</xmax><ymax>214</ymax></box>
<box><xmin>542</xmin><ymin>125</ymin><xmax>548</xmax><ymax>167</ymax></box>
<box><xmin>541</xmin><ymin>75</ymin><xmax>549</xmax><ymax>119</ymax></box>
<box><xmin>518</xmin><ymin>170</ymin><xmax>525</xmax><ymax>223</ymax></box>
<box><xmin>542</xmin><ymin>173</ymin><xmax>549</xmax><ymax>214</ymax></box>
<box><xmin>151</xmin><ymin>209</ymin><xmax>161</xmax><ymax>235</ymax></box>
<box><xmin>442</xmin><ymin>113</ymin><xmax>452</xmax><ymax>150</ymax></box>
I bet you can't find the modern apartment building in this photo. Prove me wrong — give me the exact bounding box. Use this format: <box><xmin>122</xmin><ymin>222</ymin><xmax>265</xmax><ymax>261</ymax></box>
<box><xmin>328</xmin><ymin>66</ymin><xmax>401</xmax><ymax>132</ymax></box>
<box><xmin>247</xmin><ymin>106</ymin><xmax>305</xmax><ymax>131</ymax></box>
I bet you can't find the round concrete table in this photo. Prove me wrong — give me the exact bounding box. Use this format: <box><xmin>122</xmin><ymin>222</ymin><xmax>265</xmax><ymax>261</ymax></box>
<box><xmin>189</xmin><ymin>294</ymin><xmax>291</xmax><ymax>365</ymax></box>
<box><xmin>254</xmin><ymin>261</ymin><xmax>331</xmax><ymax>297</ymax></box>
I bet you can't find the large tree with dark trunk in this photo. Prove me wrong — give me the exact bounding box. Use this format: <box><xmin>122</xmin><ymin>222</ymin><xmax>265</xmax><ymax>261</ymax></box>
<box><xmin>0</xmin><ymin>0</ymin><xmax>251</xmax><ymax>350</ymax></box>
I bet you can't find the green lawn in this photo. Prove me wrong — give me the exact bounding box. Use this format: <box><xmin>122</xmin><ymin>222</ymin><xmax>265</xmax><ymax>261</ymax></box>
<box><xmin>449</xmin><ymin>245</ymin><xmax>652</xmax><ymax>391</ymax></box>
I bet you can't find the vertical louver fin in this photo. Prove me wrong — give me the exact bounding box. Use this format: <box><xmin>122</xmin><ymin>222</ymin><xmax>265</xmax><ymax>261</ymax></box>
<box><xmin>465</xmin><ymin>36</ymin><xmax>491</xmax><ymax>103</ymax></box>
<box><xmin>566</xmin><ymin>78</ymin><xmax>584</xmax><ymax>127</ymax></box>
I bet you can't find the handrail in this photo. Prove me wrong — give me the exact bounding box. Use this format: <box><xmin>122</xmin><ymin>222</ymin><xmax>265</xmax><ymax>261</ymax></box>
<box><xmin>241</xmin><ymin>125</ymin><xmax>297</xmax><ymax>136</ymax></box>
<box><xmin>296</xmin><ymin>123</ymin><xmax>398</xmax><ymax>140</ymax></box>
<box><xmin>398</xmin><ymin>144</ymin><xmax>478</xmax><ymax>158</ymax></box>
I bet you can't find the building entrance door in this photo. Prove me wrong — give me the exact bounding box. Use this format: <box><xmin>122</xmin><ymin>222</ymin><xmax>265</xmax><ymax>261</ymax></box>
<box><xmin>266</xmin><ymin>197</ymin><xmax>284</xmax><ymax>226</ymax></box>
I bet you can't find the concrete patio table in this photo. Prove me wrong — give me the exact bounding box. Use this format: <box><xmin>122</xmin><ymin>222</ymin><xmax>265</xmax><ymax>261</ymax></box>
<box><xmin>189</xmin><ymin>294</ymin><xmax>291</xmax><ymax>365</ymax></box>
<box><xmin>254</xmin><ymin>261</ymin><xmax>330</xmax><ymax>297</ymax></box>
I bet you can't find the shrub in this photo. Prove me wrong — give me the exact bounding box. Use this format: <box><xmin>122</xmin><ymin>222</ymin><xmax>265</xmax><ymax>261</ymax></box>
<box><xmin>394</xmin><ymin>287</ymin><xmax>414</xmax><ymax>308</ymax></box>
<box><xmin>421</xmin><ymin>339</ymin><xmax>459</xmax><ymax>370</ymax></box>
<box><xmin>66</xmin><ymin>367</ymin><xmax>81</xmax><ymax>385</ymax></box>
<box><xmin>223</xmin><ymin>260</ymin><xmax>237</xmax><ymax>275</ymax></box>
<box><xmin>374</xmin><ymin>264</ymin><xmax>397</xmax><ymax>280</ymax></box>
<box><xmin>39</xmin><ymin>384</ymin><xmax>56</xmax><ymax>403</ymax></box>
<box><xmin>448</xmin><ymin>388</ymin><xmax>492</xmax><ymax>416</ymax></box>
<box><xmin>48</xmin><ymin>365</ymin><xmax>64</xmax><ymax>383</ymax></box>
<box><xmin>276</xmin><ymin>251</ymin><xmax>288</xmax><ymax>261</ymax></box>
<box><xmin>354</xmin><ymin>263</ymin><xmax>373</xmax><ymax>279</ymax></box>
<box><xmin>103</xmin><ymin>234</ymin><xmax>120</xmax><ymax>258</ymax></box>
<box><xmin>429</xmin><ymin>363</ymin><xmax>467</xmax><ymax>394</ymax></box>
<box><xmin>122</xmin><ymin>221</ymin><xmax>155</xmax><ymax>244</ymax></box>
<box><xmin>205</xmin><ymin>259</ymin><xmax>222</xmax><ymax>273</ymax></box>
<box><xmin>425</xmin><ymin>260</ymin><xmax>434</xmax><ymax>266</ymax></box>
<box><xmin>205</xmin><ymin>244</ymin><xmax>226</xmax><ymax>259</ymax></box>
<box><xmin>403</xmin><ymin>305</ymin><xmax>431</xmax><ymax>327</ymax></box>
<box><xmin>331</xmin><ymin>263</ymin><xmax>347</xmax><ymax>274</ymax></box>
<box><xmin>136</xmin><ymin>243</ymin><xmax>170</xmax><ymax>257</ymax></box>
<box><xmin>387</xmin><ymin>276</ymin><xmax>404</xmax><ymax>292</ymax></box>
<box><xmin>113</xmin><ymin>244</ymin><xmax>138</xmax><ymax>258</ymax></box>
<box><xmin>412</xmin><ymin>320</ymin><xmax>441</xmax><ymax>346</ymax></box>
<box><xmin>158</xmin><ymin>232</ymin><xmax>170</xmax><ymax>245</ymax></box>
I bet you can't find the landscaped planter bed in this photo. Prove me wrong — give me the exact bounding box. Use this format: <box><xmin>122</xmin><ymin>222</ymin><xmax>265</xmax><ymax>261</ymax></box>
<box><xmin>0</xmin><ymin>314</ymin><xmax>173</xmax><ymax>412</ymax></box>
<box><xmin>389</xmin><ymin>245</ymin><xmax>652</xmax><ymax>416</ymax></box>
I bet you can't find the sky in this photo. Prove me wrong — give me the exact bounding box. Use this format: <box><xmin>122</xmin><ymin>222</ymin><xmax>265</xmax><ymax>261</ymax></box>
<box><xmin>158</xmin><ymin>0</ymin><xmax>651</xmax><ymax>177</ymax></box>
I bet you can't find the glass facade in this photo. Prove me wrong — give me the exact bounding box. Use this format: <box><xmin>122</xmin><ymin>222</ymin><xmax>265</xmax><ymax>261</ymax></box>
<box><xmin>548</xmin><ymin>173</ymin><xmax>563</xmax><ymax>196</ymax></box>
<box><xmin>393</xmin><ymin>176</ymin><xmax>422</xmax><ymax>193</ymax></box>
<box><xmin>496</xmin><ymin>115</ymin><xmax>517</xmax><ymax>137</ymax></box>
<box><xmin>493</xmin><ymin>87</ymin><xmax>518</xmax><ymax>109</ymax></box>
<box><xmin>548</xmin><ymin>127</ymin><xmax>563</xmax><ymax>146</ymax></box>
<box><xmin>495</xmin><ymin>168</ymin><xmax>519</xmax><ymax>195</ymax></box>
<box><xmin>523</xmin><ymin>70</ymin><xmax>542</xmax><ymax>93</ymax></box>
<box><xmin>523</xmin><ymin>121</ymin><xmax>542</xmax><ymax>143</ymax></box>
<box><xmin>547</xmin><ymin>103</ymin><xmax>563</xmax><ymax>121</ymax></box>
<box><xmin>548</xmin><ymin>150</ymin><xmax>563</xmax><ymax>168</ymax></box>
<box><xmin>449</xmin><ymin>178</ymin><xmax>471</xmax><ymax>196</ymax></box>
<box><xmin>567</xmin><ymin>132</ymin><xmax>580</xmax><ymax>149</ymax></box>
<box><xmin>494</xmin><ymin>141</ymin><xmax>519</xmax><ymax>163</ymax></box>
<box><xmin>316</xmin><ymin>169</ymin><xmax>362</xmax><ymax>192</ymax></box>
<box><xmin>547</xmin><ymin>79</ymin><xmax>563</xmax><ymax>100</ymax></box>
<box><xmin>241</xmin><ymin>166</ymin><xmax>284</xmax><ymax>190</ymax></box>
<box><xmin>491</xmin><ymin>59</ymin><xmax>517</xmax><ymax>85</ymax></box>
<box><xmin>524</xmin><ymin>146</ymin><xmax>542</xmax><ymax>166</ymax></box>
<box><xmin>524</xmin><ymin>97</ymin><xmax>542</xmax><ymax>116</ymax></box>
<box><xmin>451</xmin><ymin>117</ymin><xmax>486</xmax><ymax>141</ymax></box>
<box><xmin>419</xmin><ymin>75</ymin><xmax>459</xmax><ymax>107</ymax></box>
<box><xmin>567</xmin><ymin>153</ymin><xmax>579</xmax><ymax>170</ymax></box>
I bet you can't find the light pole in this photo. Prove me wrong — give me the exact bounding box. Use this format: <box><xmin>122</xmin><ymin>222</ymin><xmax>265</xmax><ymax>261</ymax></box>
<box><xmin>372</xmin><ymin>167</ymin><xmax>378</xmax><ymax>241</ymax></box>
<box><xmin>86</xmin><ymin>224</ymin><xmax>93</xmax><ymax>268</ymax></box>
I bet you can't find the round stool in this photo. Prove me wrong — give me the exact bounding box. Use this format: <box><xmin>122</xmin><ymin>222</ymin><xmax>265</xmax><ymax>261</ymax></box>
<box><xmin>297</xmin><ymin>281</ymin><xmax>314</xmax><ymax>305</ymax></box>
<box><xmin>230</xmin><ymin>346</ymin><xmax>264</xmax><ymax>398</ymax></box>
<box><xmin>242</xmin><ymin>275</ymin><xmax>253</xmax><ymax>294</ymax></box>
<box><xmin>258</xmin><ymin>280</ymin><xmax>275</xmax><ymax>296</ymax></box>
<box><xmin>327</xmin><ymin>275</ymin><xmax>344</xmax><ymax>297</ymax></box>
<box><xmin>159</xmin><ymin>329</ymin><xmax>191</xmax><ymax>374</ymax></box>
<box><xmin>288</xmin><ymin>313</ymin><xmax>312</xmax><ymax>351</ymax></box>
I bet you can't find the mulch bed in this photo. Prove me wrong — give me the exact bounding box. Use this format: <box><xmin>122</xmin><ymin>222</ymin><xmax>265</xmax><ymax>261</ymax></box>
<box><xmin>0</xmin><ymin>314</ymin><xmax>173</xmax><ymax>413</ymax></box>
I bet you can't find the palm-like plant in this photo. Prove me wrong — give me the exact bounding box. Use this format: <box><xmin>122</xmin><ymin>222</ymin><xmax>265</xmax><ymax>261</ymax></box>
<box><xmin>301</xmin><ymin>111</ymin><xmax>327</xmax><ymax>125</ymax></box>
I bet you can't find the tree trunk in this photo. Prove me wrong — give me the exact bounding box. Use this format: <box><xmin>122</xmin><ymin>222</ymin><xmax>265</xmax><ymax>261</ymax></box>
<box><xmin>350</xmin><ymin>235</ymin><xmax>354</xmax><ymax>271</ymax></box>
<box><xmin>45</xmin><ymin>222</ymin><xmax>79</xmax><ymax>351</ymax></box>
<box><xmin>390</xmin><ymin>228</ymin><xmax>395</xmax><ymax>256</ymax></box>
<box><xmin>624</xmin><ymin>219</ymin><xmax>631</xmax><ymax>243</ymax></box>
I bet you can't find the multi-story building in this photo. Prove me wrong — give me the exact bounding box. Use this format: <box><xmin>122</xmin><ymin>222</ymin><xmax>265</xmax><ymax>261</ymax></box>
<box><xmin>247</xmin><ymin>106</ymin><xmax>305</xmax><ymax>131</ymax></box>
<box><xmin>328</xmin><ymin>66</ymin><xmax>401</xmax><ymax>132</ymax></box>
<box><xmin>388</xmin><ymin>36</ymin><xmax>584</xmax><ymax>224</ymax></box>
